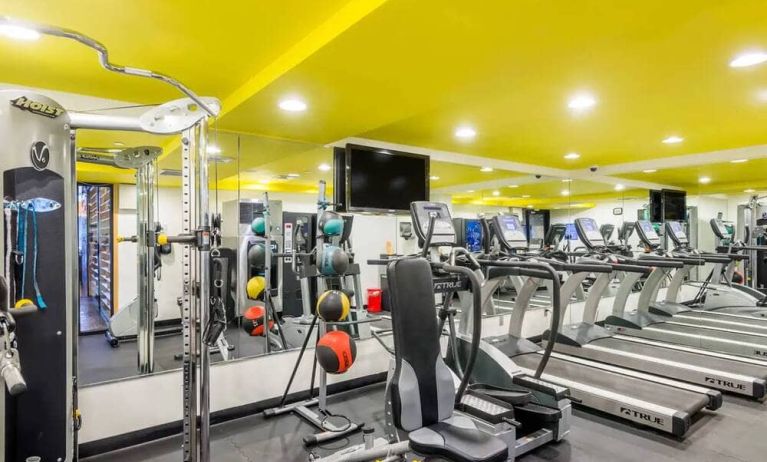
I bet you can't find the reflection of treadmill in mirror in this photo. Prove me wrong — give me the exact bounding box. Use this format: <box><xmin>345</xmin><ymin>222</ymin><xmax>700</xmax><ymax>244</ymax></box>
<box><xmin>490</xmin><ymin>215</ymin><xmax>553</xmax><ymax>307</ymax></box>
<box><xmin>666</xmin><ymin>220</ymin><xmax>767</xmax><ymax>315</ymax></box>
<box><xmin>543</xmin><ymin>224</ymin><xmax>567</xmax><ymax>251</ymax></box>
<box><xmin>602</xmin><ymin>219</ymin><xmax>767</xmax><ymax>359</ymax></box>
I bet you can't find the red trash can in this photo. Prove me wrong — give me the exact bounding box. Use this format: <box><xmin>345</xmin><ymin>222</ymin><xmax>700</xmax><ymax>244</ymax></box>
<box><xmin>367</xmin><ymin>288</ymin><xmax>383</xmax><ymax>313</ymax></box>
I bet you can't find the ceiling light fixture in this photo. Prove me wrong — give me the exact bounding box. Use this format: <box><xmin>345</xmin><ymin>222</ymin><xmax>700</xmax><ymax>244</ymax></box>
<box><xmin>522</xmin><ymin>194</ymin><xmax>531</xmax><ymax>198</ymax></box>
<box><xmin>0</xmin><ymin>23</ymin><xmax>41</xmax><ymax>41</ymax></box>
<box><xmin>430</xmin><ymin>175</ymin><xmax>440</xmax><ymax>180</ymax></box>
<box><xmin>744</xmin><ymin>189</ymin><xmax>756</xmax><ymax>193</ymax></box>
<box><xmin>567</xmin><ymin>93</ymin><xmax>597</xmax><ymax>111</ymax></box>
<box><xmin>318</xmin><ymin>163</ymin><xmax>331</xmax><ymax>172</ymax></box>
<box><xmin>527</xmin><ymin>205</ymin><xmax>534</xmax><ymax>209</ymax></box>
<box><xmin>113</xmin><ymin>141</ymin><xmax>125</xmax><ymax>147</ymax></box>
<box><xmin>642</xmin><ymin>169</ymin><xmax>657</xmax><ymax>173</ymax></box>
<box><xmin>278</xmin><ymin>98</ymin><xmax>307</xmax><ymax>112</ymax></box>
<box><xmin>467</xmin><ymin>190</ymin><xmax>475</xmax><ymax>193</ymax></box>
<box><xmin>508</xmin><ymin>184</ymin><xmax>519</xmax><ymax>188</ymax></box>
<box><xmin>480</xmin><ymin>166</ymin><xmax>493</xmax><ymax>172</ymax></box>
<box><xmin>287</xmin><ymin>173</ymin><xmax>300</xmax><ymax>178</ymax></box>
<box><xmin>455</xmin><ymin>126</ymin><xmax>477</xmax><ymax>139</ymax></box>
<box><xmin>561</xmin><ymin>178</ymin><xmax>572</xmax><ymax>183</ymax></box>
<box><xmin>492</xmin><ymin>190</ymin><xmax>500</xmax><ymax>196</ymax></box>
<box><xmin>699</xmin><ymin>176</ymin><xmax>711</xmax><ymax>184</ymax></box>
<box><xmin>561</xmin><ymin>190</ymin><xmax>570</xmax><ymax>196</ymax></box>
<box><xmin>662</xmin><ymin>136</ymin><xmax>684</xmax><ymax>144</ymax></box>
<box><xmin>614</xmin><ymin>184</ymin><xmax>625</xmax><ymax>191</ymax></box>
<box><xmin>730</xmin><ymin>159</ymin><xmax>749</xmax><ymax>164</ymax></box>
<box><xmin>563</xmin><ymin>152</ymin><xmax>580</xmax><ymax>160</ymax></box>
<box><xmin>206</xmin><ymin>145</ymin><xmax>222</xmax><ymax>155</ymax></box>
<box><xmin>730</xmin><ymin>51</ymin><xmax>767</xmax><ymax>68</ymax></box>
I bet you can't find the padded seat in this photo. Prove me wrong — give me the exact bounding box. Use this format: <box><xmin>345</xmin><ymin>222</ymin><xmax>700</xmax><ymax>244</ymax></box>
<box><xmin>408</xmin><ymin>415</ymin><xmax>508</xmax><ymax>462</ymax></box>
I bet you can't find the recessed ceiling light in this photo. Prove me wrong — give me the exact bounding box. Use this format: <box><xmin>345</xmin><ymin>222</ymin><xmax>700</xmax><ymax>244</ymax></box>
<box><xmin>467</xmin><ymin>190</ymin><xmax>475</xmax><ymax>193</ymax></box>
<box><xmin>527</xmin><ymin>205</ymin><xmax>534</xmax><ymax>209</ymax></box>
<box><xmin>662</xmin><ymin>136</ymin><xmax>684</xmax><ymax>144</ymax></box>
<box><xmin>318</xmin><ymin>163</ymin><xmax>331</xmax><ymax>172</ymax></box>
<box><xmin>259</xmin><ymin>179</ymin><xmax>270</xmax><ymax>185</ymax></box>
<box><xmin>0</xmin><ymin>24</ymin><xmax>41</xmax><ymax>41</ymax></box>
<box><xmin>642</xmin><ymin>169</ymin><xmax>657</xmax><ymax>173</ymax></box>
<box><xmin>113</xmin><ymin>141</ymin><xmax>125</xmax><ymax>147</ymax></box>
<box><xmin>480</xmin><ymin>166</ymin><xmax>493</xmax><ymax>172</ymax></box>
<box><xmin>522</xmin><ymin>194</ymin><xmax>531</xmax><ymax>198</ymax></box>
<box><xmin>744</xmin><ymin>188</ymin><xmax>756</xmax><ymax>193</ymax></box>
<box><xmin>567</xmin><ymin>93</ymin><xmax>597</xmax><ymax>111</ymax></box>
<box><xmin>614</xmin><ymin>184</ymin><xmax>625</xmax><ymax>191</ymax></box>
<box><xmin>492</xmin><ymin>190</ymin><xmax>500</xmax><ymax>196</ymax></box>
<box><xmin>563</xmin><ymin>152</ymin><xmax>580</xmax><ymax>160</ymax></box>
<box><xmin>562</xmin><ymin>178</ymin><xmax>572</xmax><ymax>183</ymax></box>
<box><xmin>508</xmin><ymin>184</ymin><xmax>519</xmax><ymax>188</ymax></box>
<box><xmin>699</xmin><ymin>176</ymin><xmax>711</xmax><ymax>184</ymax></box>
<box><xmin>730</xmin><ymin>159</ymin><xmax>749</xmax><ymax>163</ymax></box>
<box><xmin>730</xmin><ymin>51</ymin><xmax>767</xmax><ymax>68</ymax></box>
<box><xmin>207</xmin><ymin>145</ymin><xmax>222</xmax><ymax>155</ymax></box>
<box><xmin>278</xmin><ymin>98</ymin><xmax>307</xmax><ymax>112</ymax></box>
<box><xmin>430</xmin><ymin>175</ymin><xmax>440</xmax><ymax>180</ymax></box>
<box><xmin>287</xmin><ymin>173</ymin><xmax>300</xmax><ymax>178</ymax></box>
<box><xmin>561</xmin><ymin>190</ymin><xmax>570</xmax><ymax>196</ymax></box>
<box><xmin>455</xmin><ymin>126</ymin><xmax>477</xmax><ymax>139</ymax></box>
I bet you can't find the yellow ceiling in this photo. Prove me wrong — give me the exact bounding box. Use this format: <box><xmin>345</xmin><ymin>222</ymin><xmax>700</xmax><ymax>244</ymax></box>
<box><xmin>617</xmin><ymin>158</ymin><xmax>767</xmax><ymax>194</ymax></box>
<box><xmin>4</xmin><ymin>1</ymin><xmax>767</xmax><ymax>200</ymax></box>
<box><xmin>450</xmin><ymin>180</ymin><xmax>646</xmax><ymax>209</ymax></box>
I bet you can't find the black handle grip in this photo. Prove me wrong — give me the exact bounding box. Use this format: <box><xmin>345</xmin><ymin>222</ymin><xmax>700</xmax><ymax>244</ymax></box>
<box><xmin>563</xmin><ymin>263</ymin><xmax>613</xmax><ymax>274</ymax></box>
<box><xmin>610</xmin><ymin>263</ymin><xmax>653</xmax><ymax>274</ymax></box>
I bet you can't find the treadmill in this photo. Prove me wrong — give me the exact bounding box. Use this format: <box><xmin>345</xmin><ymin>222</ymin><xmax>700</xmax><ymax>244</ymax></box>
<box><xmin>446</xmin><ymin>214</ymin><xmax>721</xmax><ymax>436</ymax></box>
<box><xmin>491</xmin><ymin>215</ymin><xmax>767</xmax><ymax>400</ymax></box>
<box><xmin>666</xmin><ymin>220</ymin><xmax>767</xmax><ymax>317</ymax></box>
<box><xmin>578</xmin><ymin>218</ymin><xmax>767</xmax><ymax>361</ymax></box>
<box><xmin>633</xmin><ymin>220</ymin><xmax>767</xmax><ymax>334</ymax></box>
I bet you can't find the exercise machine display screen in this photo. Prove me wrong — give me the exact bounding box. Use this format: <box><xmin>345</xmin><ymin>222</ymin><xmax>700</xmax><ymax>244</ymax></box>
<box><xmin>575</xmin><ymin>218</ymin><xmax>605</xmax><ymax>248</ymax></box>
<box><xmin>618</xmin><ymin>221</ymin><xmax>635</xmax><ymax>242</ymax></box>
<box><xmin>666</xmin><ymin>221</ymin><xmax>688</xmax><ymax>245</ymax></box>
<box><xmin>465</xmin><ymin>220</ymin><xmax>483</xmax><ymax>252</ymax></box>
<box><xmin>635</xmin><ymin>220</ymin><xmax>661</xmax><ymax>247</ymax></box>
<box><xmin>410</xmin><ymin>201</ymin><xmax>456</xmax><ymax>245</ymax></box>
<box><xmin>494</xmin><ymin>215</ymin><xmax>528</xmax><ymax>249</ymax></box>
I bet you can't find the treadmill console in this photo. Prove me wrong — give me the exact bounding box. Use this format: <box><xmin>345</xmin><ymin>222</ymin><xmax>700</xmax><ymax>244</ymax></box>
<box><xmin>409</xmin><ymin>201</ymin><xmax>457</xmax><ymax>246</ymax></box>
<box><xmin>574</xmin><ymin>218</ymin><xmax>606</xmax><ymax>249</ymax></box>
<box><xmin>710</xmin><ymin>218</ymin><xmax>731</xmax><ymax>240</ymax></box>
<box><xmin>600</xmin><ymin>224</ymin><xmax>615</xmax><ymax>243</ymax></box>
<box><xmin>618</xmin><ymin>221</ymin><xmax>635</xmax><ymax>243</ymax></box>
<box><xmin>544</xmin><ymin>224</ymin><xmax>566</xmax><ymax>249</ymax></box>
<box><xmin>492</xmin><ymin>215</ymin><xmax>528</xmax><ymax>250</ymax></box>
<box><xmin>665</xmin><ymin>220</ymin><xmax>688</xmax><ymax>246</ymax></box>
<box><xmin>635</xmin><ymin>220</ymin><xmax>661</xmax><ymax>248</ymax></box>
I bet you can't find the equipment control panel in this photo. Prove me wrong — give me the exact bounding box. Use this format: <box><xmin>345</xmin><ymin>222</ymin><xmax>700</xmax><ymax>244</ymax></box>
<box><xmin>493</xmin><ymin>215</ymin><xmax>528</xmax><ymax>250</ymax></box>
<box><xmin>410</xmin><ymin>201</ymin><xmax>457</xmax><ymax>246</ymax></box>
<box><xmin>574</xmin><ymin>218</ymin><xmax>606</xmax><ymax>249</ymax></box>
<box><xmin>635</xmin><ymin>220</ymin><xmax>661</xmax><ymax>248</ymax></box>
<box><xmin>665</xmin><ymin>220</ymin><xmax>688</xmax><ymax>246</ymax></box>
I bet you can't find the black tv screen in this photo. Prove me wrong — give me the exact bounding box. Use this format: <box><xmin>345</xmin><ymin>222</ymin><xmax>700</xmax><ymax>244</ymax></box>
<box><xmin>649</xmin><ymin>190</ymin><xmax>662</xmax><ymax>222</ymax></box>
<box><xmin>346</xmin><ymin>144</ymin><xmax>429</xmax><ymax>212</ymax></box>
<box><xmin>663</xmin><ymin>189</ymin><xmax>687</xmax><ymax>221</ymax></box>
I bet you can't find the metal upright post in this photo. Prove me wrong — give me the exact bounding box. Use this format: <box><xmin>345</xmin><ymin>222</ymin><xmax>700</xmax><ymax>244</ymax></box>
<box><xmin>137</xmin><ymin>160</ymin><xmax>156</xmax><ymax>374</ymax></box>
<box><xmin>263</xmin><ymin>192</ymin><xmax>272</xmax><ymax>354</ymax></box>
<box><xmin>195</xmin><ymin>120</ymin><xmax>212</xmax><ymax>462</ymax></box>
<box><xmin>181</xmin><ymin>129</ymin><xmax>199</xmax><ymax>462</ymax></box>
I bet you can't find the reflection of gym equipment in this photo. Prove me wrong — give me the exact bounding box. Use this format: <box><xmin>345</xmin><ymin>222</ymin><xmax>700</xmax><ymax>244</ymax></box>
<box><xmin>223</xmin><ymin>192</ymin><xmax>285</xmax><ymax>353</ymax></box>
<box><xmin>265</xmin><ymin>180</ymin><xmax>372</xmax><ymax>447</ymax></box>
<box><xmin>0</xmin><ymin>16</ymin><xmax>220</xmax><ymax>461</ymax></box>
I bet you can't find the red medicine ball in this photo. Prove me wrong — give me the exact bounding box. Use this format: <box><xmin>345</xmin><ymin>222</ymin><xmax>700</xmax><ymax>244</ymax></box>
<box><xmin>316</xmin><ymin>330</ymin><xmax>357</xmax><ymax>374</ymax></box>
<box><xmin>242</xmin><ymin>304</ymin><xmax>274</xmax><ymax>336</ymax></box>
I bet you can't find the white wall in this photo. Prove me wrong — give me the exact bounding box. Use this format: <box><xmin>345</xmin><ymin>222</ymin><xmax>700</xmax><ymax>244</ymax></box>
<box><xmin>116</xmin><ymin>185</ymin><xmax>184</xmax><ymax>321</ymax></box>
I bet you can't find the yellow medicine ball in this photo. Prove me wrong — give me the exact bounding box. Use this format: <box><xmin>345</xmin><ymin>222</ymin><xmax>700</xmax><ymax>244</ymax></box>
<box><xmin>246</xmin><ymin>276</ymin><xmax>266</xmax><ymax>300</ymax></box>
<box><xmin>317</xmin><ymin>290</ymin><xmax>351</xmax><ymax>322</ymax></box>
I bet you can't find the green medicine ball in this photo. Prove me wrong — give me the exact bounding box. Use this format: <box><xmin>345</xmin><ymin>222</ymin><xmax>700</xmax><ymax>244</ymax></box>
<box><xmin>251</xmin><ymin>217</ymin><xmax>266</xmax><ymax>236</ymax></box>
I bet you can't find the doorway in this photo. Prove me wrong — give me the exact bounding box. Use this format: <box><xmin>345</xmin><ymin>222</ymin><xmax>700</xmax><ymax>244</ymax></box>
<box><xmin>78</xmin><ymin>184</ymin><xmax>113</xmax><ymax>334</ymax></box>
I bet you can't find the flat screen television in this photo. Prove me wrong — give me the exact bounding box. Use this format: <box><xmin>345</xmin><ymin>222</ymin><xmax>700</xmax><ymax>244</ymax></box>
<box><xmin>344</xmin><ymin>144</ymin><xmax>429</xmax><ymax>212</ymax></box>
<box><xmin>649</xmin><ymin>190</ymin><xmax>662</xmax><ymax>222</ymax></box>
<box><xmin>663</xmin><ymin>189</ymin><xmax>687</xmax><ymax>221</ymax></box>
<box><xmin>465</xmin><ymin>220</ymin><xmax>483</xmax><ymax>252</ymax></box>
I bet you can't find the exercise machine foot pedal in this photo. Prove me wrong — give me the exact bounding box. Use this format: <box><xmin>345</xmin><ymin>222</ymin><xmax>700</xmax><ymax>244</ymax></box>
<box><xmin>458</xmin><ymin>391</ymin><xmax>518</xmax><ymax>425</ymax></box>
